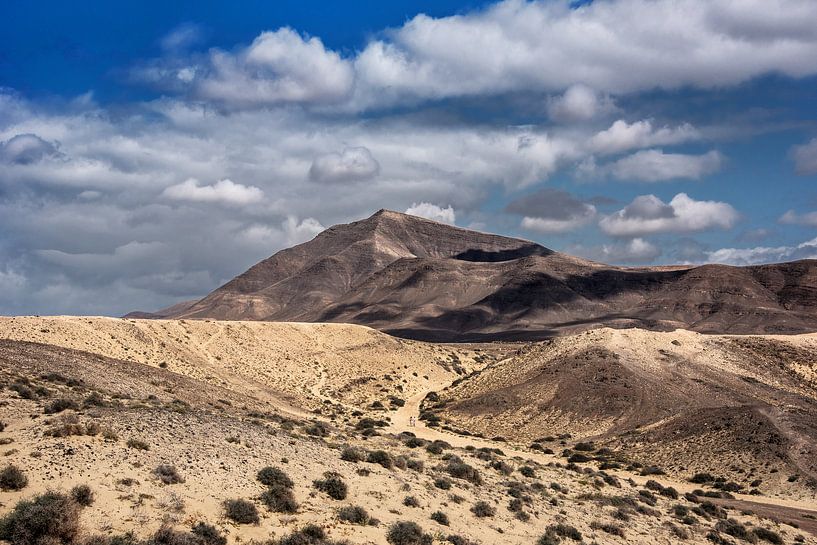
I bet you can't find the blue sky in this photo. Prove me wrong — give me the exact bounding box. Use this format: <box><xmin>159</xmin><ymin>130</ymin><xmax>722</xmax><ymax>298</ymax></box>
<box><xmin>2</xmin><ymin>0</ymin><xmax>817</xmax><ymax>316</ymax></box>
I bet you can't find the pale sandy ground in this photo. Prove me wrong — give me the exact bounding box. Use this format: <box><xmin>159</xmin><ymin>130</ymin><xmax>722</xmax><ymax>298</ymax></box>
<box><xmin>0</xmin><ymin>316</ymin><xmax>488</xmax><ymax>414</ymax></box>
<box><xmin>1</xmin><ymin>317</ymin><xmax>816</xmax><ymax>544</ymax></box>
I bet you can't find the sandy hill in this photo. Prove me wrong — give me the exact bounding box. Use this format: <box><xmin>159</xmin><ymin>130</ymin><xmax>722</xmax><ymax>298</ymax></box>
<box><xmin>428</xmin><ymin>327</ymin><xmax>817</xmax><ymax>500</ymax></box>
<box><xmin>131</xmin><ymin>209</ymin><xmax>817</xmax><ymax>340</ymax></box>
<box><xmin>2</xmin><ymin>317</ymin><xmax>817</xmax><ymax>544</ymax></box>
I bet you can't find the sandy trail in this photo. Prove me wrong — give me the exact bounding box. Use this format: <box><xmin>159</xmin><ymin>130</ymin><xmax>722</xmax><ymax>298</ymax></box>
<box><xmin>387</xmin><ymin>371</ymin><xmax>817</xmax><ymax>532</ymax></box>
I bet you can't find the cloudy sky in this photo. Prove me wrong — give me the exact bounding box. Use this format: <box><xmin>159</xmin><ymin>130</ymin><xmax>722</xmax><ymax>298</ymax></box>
<box><xmin>2</xmin><ymin>0</ymin><xmax>817</xmax><ymax>316</ymax></box>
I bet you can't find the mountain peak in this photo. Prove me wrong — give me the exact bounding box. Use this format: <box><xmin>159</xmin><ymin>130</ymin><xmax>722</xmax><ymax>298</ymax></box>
<box><xmin>156</xmin><ymin>212</ymin><xmax>817</xmax><ymax>340</ymax></box>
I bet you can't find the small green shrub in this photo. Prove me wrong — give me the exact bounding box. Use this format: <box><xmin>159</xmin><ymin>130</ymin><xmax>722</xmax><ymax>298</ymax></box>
<box><xmin>340</xmin><ymin>446</ymin><xmax>366</xmax><ymax>463</ymax></box>
<box><xmin>260</xmin><ymin>485</ymin><xmax>298</xmax><ymax>513</ymax></box>
<box><xmin>70</xmin><ymin>484</ymin><xmax>94</xmax><ymax>506</ymax></box>
<box><xmin>126</xmin><ymin>438</ymin><xmax>149</xmax><ymax>450</ymax></box>
<box><xmin>0</xmin><ymin>465</ymin><xmax>28</xmax><ymax>491</ymax></box>
<box><xmin>430</xmin><ymin>511</ymin><xmax>449</xmax><ymax>526</ymax></box>
<box><xmin>470</xmin><ymin>501</ymin><xmax>495</xmax><ymax>518</ymax></box>
<box><xmin>386</xmin><ymin>521</ymin><xmax>432</xmax><ymax>545</ymax></box>
<box><xmin>313</xmin><ymin>472</ymin><xmax>347</xmax><ymax>500</ymax></box>
<box><xmin>223</xmin><ymin>499</ymin><xmax>259</xmax><ymax>524</ymax></box>
<box><xmin>154</xmin><ymin>465</ymin><xmax>185</xmax><ymax>485</ymax></box>
<box><xmin>257</xmin><ymin>466</ymin><xmax>293</xmax><ymax>488</ymax></box>
<box><xmin>338</xmin><ymin>505</ymin><xmax>370</xmax><ymax>525</ymax></box>
<box><xmin>367</xmin><ymin>450</ymin><xmax>394</xmax><ymax>469</ymax></box>
<box><xmin>43</xmin><ymin>398</ymin><xmax>79</xmax><ymax>414</ymax></box>
<box><xmin>0</xmin><ymin>490</ymin><xmax>82</xmax><ymax>545</ymax></box>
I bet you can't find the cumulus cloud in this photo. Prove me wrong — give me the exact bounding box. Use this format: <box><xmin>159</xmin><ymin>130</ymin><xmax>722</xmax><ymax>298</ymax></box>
<box><xmin>792</xmin><ymin>138</ymin><xmax>817</xmax><ymax>175</ymax></box>
<box><xmin>162</xmin><ymin>178</ymin><xmax>264</xmax><ymax>206</ymax></box>
<box><xmin>136</xmin><ymin>27</ymin><xmax>354</xmax><ymax>109</ymax></box>
<box><xmin>308</xmin><ymin>147</ymin><xmax>380</xmax><ymax>183</ymax></box>
<box><xmin>404</xmin><ymin>202</ymin><xmax>456</xmax><ymax>224</ymax></box>
<box><xmin>779</xmin><ymin>209</ymin><xmax>817</xmax><ymax>226</ymax></box>
<box><xmin>131</xmin><ymin>0</ymin><xmax>817</xmax><ymax>112</ymax></box>
<box><xmin>1</xmin><ymin>133</ymin><xmax>60</xmax><ymax>164</ymax></box>
<box><xmin>568</xmin><ymin>237</ymin><xmax>662</xmax><ymax>264</ymax></box>
<box><xmin>506</xmin><ymin>188</ymin><xmax>596</xmax><ymax>233</ymax></box>
<box><xmin>599</xmin><ymin>193</ymin><xmax>739</xmax><ymax>236</ymax></box>
<box><xmin>547</xmin><ymin>84</ymin><xmax>615</xmax><ymax>122</ymax></box>
<box><xmin>608</xmin><ymin>149</ymin><xmax>723</xmax><ymax>182</ymax></box>
<box><xmin>589</xmin><ymin>120</ymin><xmax>699</xmax><ymax>156</ymax></box>
<box><xmin>706</xmin><ymin>237</ymin><xmax>817</xmax><ymax>266</ymax></box>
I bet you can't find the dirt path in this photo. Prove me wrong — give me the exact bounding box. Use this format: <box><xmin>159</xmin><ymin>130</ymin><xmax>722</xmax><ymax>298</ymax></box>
<box><xmin>386</xmin><ymin>377</ymin><xmax>817</xmax><ymax>535</ymax></box>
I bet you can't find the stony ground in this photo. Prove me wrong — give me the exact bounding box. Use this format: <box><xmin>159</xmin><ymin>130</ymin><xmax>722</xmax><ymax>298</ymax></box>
<box><xmin>0</xmin><ymin>318</ymin><xmax>815</xmax><ymax>545</ymax></box>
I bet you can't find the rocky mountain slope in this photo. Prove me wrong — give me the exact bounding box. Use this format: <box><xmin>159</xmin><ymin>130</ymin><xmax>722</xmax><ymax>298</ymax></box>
<box><xmin>138</xmin><ymin>209</ymin><xmax>817</xmax><ymax>340</ymax></box>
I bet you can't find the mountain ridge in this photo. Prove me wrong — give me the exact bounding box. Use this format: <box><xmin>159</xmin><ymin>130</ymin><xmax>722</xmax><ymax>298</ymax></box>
<box><xmin>133</xmin><ymin>209</ymin><xmax>817</xmax><ymax>340</ymax></box>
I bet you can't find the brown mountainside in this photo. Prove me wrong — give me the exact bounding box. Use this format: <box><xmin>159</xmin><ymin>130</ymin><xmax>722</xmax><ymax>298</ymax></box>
<box><xmin>148</xmin><ymin>209</ymin><xmax>817</xmax><ymax>340</ymax></box>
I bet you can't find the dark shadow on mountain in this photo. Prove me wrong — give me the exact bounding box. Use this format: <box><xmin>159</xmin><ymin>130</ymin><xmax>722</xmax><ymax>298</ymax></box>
<box><xmin>453</xmin><ymin>243</ymin><xmax>551</xmax><ymax>262</ymax></box>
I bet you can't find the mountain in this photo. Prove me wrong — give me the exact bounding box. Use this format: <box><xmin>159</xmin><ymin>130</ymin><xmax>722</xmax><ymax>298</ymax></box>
<box><xmin>157</xmin><ymin>209</ymin><xmax>817</xmax><ymax>340</ymax></box>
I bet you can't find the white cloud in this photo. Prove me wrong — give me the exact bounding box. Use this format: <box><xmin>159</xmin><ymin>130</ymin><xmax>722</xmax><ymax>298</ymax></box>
<box><xmin>282</xmin><ymin>216</ymin><xmax>325</xmax><ymax>245</ymax></box>
<box><xmin>589</xmin><ymin>120</ymin><xmax>699</xmax><ymax>156</ymax></box>
<box><xmin>779</xmin><ymin>210</ymin><xmax>817</xmax><ymax>226</ymax></box>
<box><xmin>138</xmin><ymin>28</ymin><xmax>355</xmax><ymax>109</ymax></box>
<box><xmin>568</xmin><ymin>237</ymin><xmax>662</xmax><ymax>264</ymax></box>
<box><xmin>707</xmin><ymin>237</ymin><xmax>817</xmax><ymax>266</ymax></box>
<box><xmin>1</xmin><ymin>133</ymin><xmax>60</xmax><ymax>164</ymax></box>
<box><xmin>405</xmin><ymin>202</ymin><xmax>456</xmax><ymax>224</ymax></box>
<box><xmin>600</xmin><ymin>193</ymin><xmax>738</xmax><ymax>236</ymax></box>
<box><xmin>792</xmin><ymin>138</ymin><xmax>817</xmax><ymax>175</ymax></box>
<box><xmin>609</xmin><ymin>149</ymin><xmax>723</xmax><ymax>182</ymax></box>
<box><xmin>308</xmin><ymin>147</ymin><xmax>380</xmax><ymax>183</ymax></box>
<box><xmin>162</xmin><ymin>178</ymin><xmax>264</xmax><ymax>206</ymax></box>
<box><xmin>161</xmin><ymin>23</ymin><xmax>203</xmax><ymax>52</ymax></box>
<box><xmin>131</xmin><ymin>1</ymin><xmax>817</xmax><ymax>112</ymax></box>
<box><xmin>547</xmin><ymin>84</ymin><xmax>614</xmax><ymax>122</ymax></box>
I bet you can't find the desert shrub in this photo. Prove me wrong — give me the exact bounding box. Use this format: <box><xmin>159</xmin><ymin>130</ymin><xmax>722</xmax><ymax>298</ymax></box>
<box><xmin>257</xmin><ymin>466</ymin><xmax>293</xmax><ymax>488</ymax></box>
<box><xmin>434</xmin><ymin>477</ymin><xmax>452</xmax><ymax>490</ymax></box>
<box><xmin>406</xmin><ymin>459</ymin><xmax>424</xmax><ymax>472</ymax></box>
<box><xmin>154</xmin><ymin>465</ymin><xmax>185</xmax><ymax>485</ymax></box>
<box><xmin>191</xmin><ymin>522</ymin><xmax>227</xmax><ymax>545</ymax></box>
<box><xmin>519</xmin><ymin>466</ymin><xmax>536</xmax><ymax>478</ymax></box>
<box><xmin>446</xmin><ymin>536</ymin><xmax>476</xmax><ymax>545</ymax></box>
<box><xmin>126</xmin><ymin>438</ymin><xmax>149</xmax><ymax>450</ymax></box>
<box><xmin>304</xmin><ymin>421</ymin><xmax>329</xmax><ymax>437</ymax></box>
<box><xmin>425</xmin><ymin>440</ymin><xmax>449</xmax><ymax>455</ymax></box>
<box><xmin>545</xmin><ymin>523</ymin><xmax>582</xmax><ymax>541</ymax></box>
<box><xmin>0</xmin><ymin>421</ymin><xmax>6</xmax><ymax>432</ymax></box>
<box><xmin>753</xmin><ymin>527</ymin><xmax>783</xmax><ymax>545</ymax></box>
<box><xmin>340</xmin><ymin>446</ymin><xmax>366</xmax><ymax>463</ymax></box>
<box><xmin>430</xmin><ymin>511</ymin><xmax>449</xmax><ymax>526</ymax></box>
<box><xmin>444</xmin><ymin>458</ymin><xmax>482</xmax><ymax>485</ymax></box>
<box><xmin>366</xmin><ymin>450</ymin><xmax>394</xmax><ymax>469</ymax></box>
<box><xmin>277</xmin><ymin>524</ymin><xmax>348</xmax><ymax>545</ymax></box>
<box><xmin>0</xmin><ymin>490</ymin><xmax>82</xmax><ymax>545</ymax></box>
<box><xmin>260</xmin><ymin>485</ymin><xmax>298</xmax><ymax>513</ymax></box>
<box><xmin>83</xmin><ymin>392</ymin><xmax>106</xmax><ymax>408</ymax></box>
<box><xmin>403</xmin><ymin>496</ymin><xmax>420</xmax><ymax>508</ymax></box>
<box><xmin>470</xmin><ymin>501</ymin><xmax>495</xmax><ymax>518</ymax></box>
<box><xmin>10</xmin><ymin>384</ymin><xmax>35</xmax><ymax>400</ymax></box>
<box><xmin>0</xmin><ymin>465</ymin><xmax>28</xmax><ymax>491</ymax></box>
<box><xmin>591</xmin><ymin>521</ymin><xmax>625</xmax><ymax>537</ymax></box>
<box><xmin>574</xmin><ymin>442</ymin><xmax>595</xmax><ymax>451</ymax></box>
<box><xmin>715</xmin><ymin>519</ymin><xmax>755</xmax><ymax>542</ymax></box>
<box><xmin>43</xmin><ymin>398</ymin><xmax>79</xmax><ymax>414</ymax></box>
<box><xmin>404</xmin><ymin>437</ymin><xmax>426</xmax><ymax>448</ymax></box>
<box><xmin>567</xmin><ymin>453</ymin><xmax>591</xmax><ymax>463</ymax></box>
<box><xmin>640</xmin><ymin>466</ymin><xmax>665</xmax><ymax>476</ymax></box>
<box><xmin>223</xmin><ymin>499</ymin><xmax>259</xmax><ymax>524</ymax></box>
<box><xmin>70</xmin><ymin>484</ymin><xmax>94</xmax><ymax>506</ymax></box>
<box><xmin>386</xmin><ymin>521</ymin><xmax>432</xmax><ymax>545</ymax></box>
<box><xmin>393</xmin><ymin>456</ymin><xmax>408</xmax><ymax>470</ymax></box>
<box><xmin>690</xmin><ymin>472</ymin><xmax>715</xmax><ymax>484</ymax></box>
<box><xmin>700</xmin><ymin>501</ymin><xmax>728</xmax><ymax>519</ymax></box>
<box><xmin>490</xmin><ymin>460</ymin><xmax>513</xmax><ymax>475</ymax></box>
<box><xmin>313</xmin><ymin>472</ymin><xmax>347</xmax><ymax>500</ymax></box>
<box><xmin>338</xmin><ymin>505</ymin><xmax>370</xmax><ymax>525</ymax></box>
